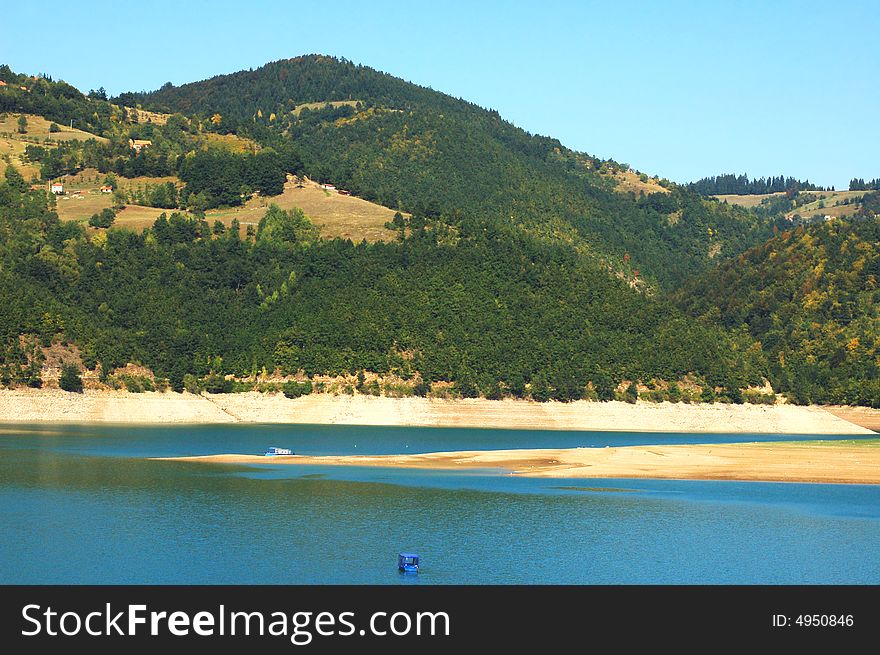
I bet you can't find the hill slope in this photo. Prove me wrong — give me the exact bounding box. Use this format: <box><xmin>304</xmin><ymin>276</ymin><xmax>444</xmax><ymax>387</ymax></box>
<box><xmin>0</xmin><ymin>174</ymin><xmax>766</xmax><ymax>400</ymax></box>
<box><xmin>130</xmin><ymin>55</ymin><xmax>773</xmax><ymax>287</ymax></box>
<box><xmin>16</xmin><ymin>58</ymin><xmax>878</xmax><ymax>406</ymax></box>
<box><xmin>715</xmin><ymin>189</ymin><xmax>873</xmax><ymax>224</ymax></box>
<box><xmin>675</xmin><ymin>215</ymin><xmax>880</xmax><ymax>406</ymax></box>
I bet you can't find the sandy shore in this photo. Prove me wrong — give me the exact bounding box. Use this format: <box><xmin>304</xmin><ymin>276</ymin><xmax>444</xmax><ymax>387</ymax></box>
<box><xmin>0</xmin><ymin>389</ymin><xmax>874</xmax><ymax>434</ymax></box>
<box><xmin>823</xmin><ymin>406</ymin><xmax>880</xmax><ymax>433</ymax></box>
<box><xmin>0</xmin><ymin>389</ymin><xmax>236</xmax><ymax>423</ymax></box>
<box><xmin>156</xmin><ymin>441</ymin><xmax>880</xmax><ymax>485</ymax></box>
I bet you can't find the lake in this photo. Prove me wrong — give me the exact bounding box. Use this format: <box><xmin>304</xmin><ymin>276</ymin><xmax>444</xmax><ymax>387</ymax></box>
<box><xmin>1</xmin><ymin>423</ymin><xmax>878</xmax><ymax>584</ymax></box>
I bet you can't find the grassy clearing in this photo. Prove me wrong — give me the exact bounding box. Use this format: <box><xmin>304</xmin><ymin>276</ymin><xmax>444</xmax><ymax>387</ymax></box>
<box><xmin>714</xmin><ymin>192</ymin><xmax>787</xmax><ymax>208</ymax></box>
<box><xmin>715</xmin><ymin>190</ymin><xmax>867</xmax><ymax>220</ymax></box>
<box><xmin>0</xmin><ymin>134</ymin><xmax>39</xmax><ymax>179</ymax></box>
<box><xmin>52</xmin><ymin>169</ymin><xmax>112</xmax><ymax>221</ymax></box>
<box><xmin>120</xmin><ymin>107</ymin><xmax>169</xmax><ymax>125</ymax></box>
<box><xmin>0</xmin><ymin>113</ymin><xmax>107</xmax><ymax>142</ymax></box>
<box><xmin>204</xmin><ymin>176</ymin><xmax>398</xmax><ymax>242</ymax></box>
<box><xmin>57</xmin><ymin>169</ymin><xmax>180</xmax><ymax>190</ymax></box>
<box><xmin>52</xmin><ymin>170</ymin><xmax>398</xmax><ymax>242</ymax></box>
<box><xmin>203</xmin><ymin>132</ymin><xmax>260</xmax><ymax>153</ymax></box>
<box><xmin>0</xmin><ymin>113</ymin><xmax>107</xmax><ymax>182</ymax></box>
<box><xmin>291</xmin><ymin>100</ymin><xmax>360</xmax><ymax>116</ymax></box>
<box><xmin>608</xmin><ymin>169</ymin><xmax>669</xmax><ymax>195</ymax></box>
<box><xmin>54</xmin><ymin>189</ymin><xmax>112</xmax><ymax>222</ymax></box>
<box><xmin>52</xmin><ymin>169</ymin><xmax>181</xmax><ymax>223</ymax></box>
<box><xmin>783</xmin><ymin>190</ymin><xmax>866</xmax><ymax>220</ymax></box>
<box><xmin>113</xmin><ymin>205</ymin><xmax>178</xmax><ymax>230</ymax></box>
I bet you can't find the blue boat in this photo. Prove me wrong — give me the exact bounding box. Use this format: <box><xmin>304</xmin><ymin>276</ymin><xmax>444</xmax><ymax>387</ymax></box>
<box><xmin>398</xmin><ymin>553</ymin><xmax>420</xmax><ymax>573</ymax></box>
<box><xmin>264</xmin><ymin>447</ymin><xmax>293</xmax><ymax>456</ymax></box>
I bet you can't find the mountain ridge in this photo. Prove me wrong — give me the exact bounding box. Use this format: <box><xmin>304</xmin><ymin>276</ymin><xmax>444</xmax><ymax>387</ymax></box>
<box><xmin>127</xmin><ymin>54</ymin><xmax>775</xmax><ymax>288</ymax></box>
<box><xmin>1</xmin><ymin>57</ymin><xmax>875</xmax><ymax>406</ymax></box>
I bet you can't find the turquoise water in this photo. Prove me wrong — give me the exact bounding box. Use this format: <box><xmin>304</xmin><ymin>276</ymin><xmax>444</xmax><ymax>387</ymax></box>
<box><xmin>0</xmin><ymin>424</ymin><xmax>878</xmax><ymax>584</ymax></box>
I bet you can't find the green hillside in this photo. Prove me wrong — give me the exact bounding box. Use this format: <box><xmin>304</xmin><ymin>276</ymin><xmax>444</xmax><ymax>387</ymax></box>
<box><xmin>128</xmin><ymin>55</ymin><xmax>774</xmax><ymax>287</ymax></box>
<box><xmin>675</xmin><ymin>213</ymin><xmax>880</xmax><ymax>406</ymax></box>
<box><xmin>4</xmin><ymin>57</ymin><xmax>875</xmax><ymax>406</ymax></box>
<box><xmin>0</xmin><ymin>172</ymin><xmax>764</xmax><ymax>400</ymax></box>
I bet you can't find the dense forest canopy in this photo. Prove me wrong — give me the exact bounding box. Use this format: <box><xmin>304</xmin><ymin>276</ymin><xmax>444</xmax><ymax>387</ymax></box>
<box><xmin>0</xmin><ymin>168</ymin><xmax>766</xmax><ymax>401</ymax></box>
<box><xmin>675</xmin><ymin>216</ymin><xmax>879</xmax><ymax>406</ymax></box>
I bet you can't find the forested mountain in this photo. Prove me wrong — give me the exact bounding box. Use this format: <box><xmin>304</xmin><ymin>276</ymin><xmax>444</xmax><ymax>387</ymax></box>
<box><xmin>688</xmin><ymin>173</ymin><xmax>826</xmax><ymax>196</ymax></box>
<box><xmin>2</xmin><ymin>58</ymin><xmax>875</xmax><ymax>406</ymax></box>
<box><xmin>128</xmin><ymin>55</ymin><xmax>774</xmax><ymax>288</ymax></box>
<box><xmin>675</xmin><ymin>216</ymin><xmax>879</xmax><ymax>406</ymax></box>
<box><xmin>0</xmin><ymin>171</ymin><xmax>765</xmax><ymax>401</ymax></box>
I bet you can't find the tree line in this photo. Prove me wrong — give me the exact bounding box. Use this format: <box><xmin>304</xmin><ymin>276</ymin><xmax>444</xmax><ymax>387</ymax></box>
<box><xmin>688</xmin><ymin>173</ymin><xmax>826</xmax><ymax>196</ymax></box>
<box><xmin>849</xmin><ymin>178</ymin><xmax>880</xmax><ymax>191</ymax></box>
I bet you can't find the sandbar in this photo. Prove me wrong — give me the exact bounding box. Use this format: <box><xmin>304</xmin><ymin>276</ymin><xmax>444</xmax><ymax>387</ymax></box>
<box><xmin>154</xmin><ymin>440</ymin><xmax>880</xmax><ymax>485</ymax></box>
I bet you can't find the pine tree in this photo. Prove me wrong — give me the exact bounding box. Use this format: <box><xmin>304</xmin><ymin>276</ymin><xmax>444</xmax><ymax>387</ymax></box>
<box><xmin>59</xmin><ymin>363</ymin><xmax>83</xmax><ymax>393</ymax></box>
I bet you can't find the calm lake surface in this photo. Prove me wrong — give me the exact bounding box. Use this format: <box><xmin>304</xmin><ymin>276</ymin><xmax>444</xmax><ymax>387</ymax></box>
<box><xmin>1</xmin><ymin>423</ymin><xmax>878</xmax><ymax>584</ymax></box>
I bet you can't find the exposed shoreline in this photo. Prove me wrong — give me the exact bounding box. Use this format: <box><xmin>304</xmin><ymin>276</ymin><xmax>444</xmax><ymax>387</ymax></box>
<box><xmin>0</xmin><ymin>388</ymin><xmax>875</xmax><ymax>434</ymax></box>
<box><xmin>154</xmin><ymin>441</ymin><xmax>880</xmax><ymax>485</ymax></box>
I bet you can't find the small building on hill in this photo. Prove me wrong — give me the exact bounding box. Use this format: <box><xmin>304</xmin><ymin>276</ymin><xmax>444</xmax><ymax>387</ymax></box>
<box><xmin>129</xmin><ymin>138</ymin><xmax>152</xmax><ymax>153</ymax></box>
<box><xmin>100</xmin><ymin>185</ymin><xmax>113</xmax><ymax>194</ymax></box>
<box><xmin>51</xmin><ymin>182</ymin><xmax>64</xmax><ymax>194</ymax></box>
<box><xmin>321</xmin><ymin>183</ymin><xmax>336</xmax><ymax>191</ymax></box>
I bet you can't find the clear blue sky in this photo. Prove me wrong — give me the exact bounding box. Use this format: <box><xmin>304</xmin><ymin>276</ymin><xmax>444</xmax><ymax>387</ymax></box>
<box><xmin>2</xmin><ymin>0</ymin><xmax>877</xmax><ymax>188</ymax></box>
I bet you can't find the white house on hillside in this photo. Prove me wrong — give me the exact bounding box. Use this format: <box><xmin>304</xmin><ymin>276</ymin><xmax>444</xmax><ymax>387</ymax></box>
<box><xmin>129</xmin><ymin>138</ymin><xmax>152</xmax><ymax>153</ymax></box>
